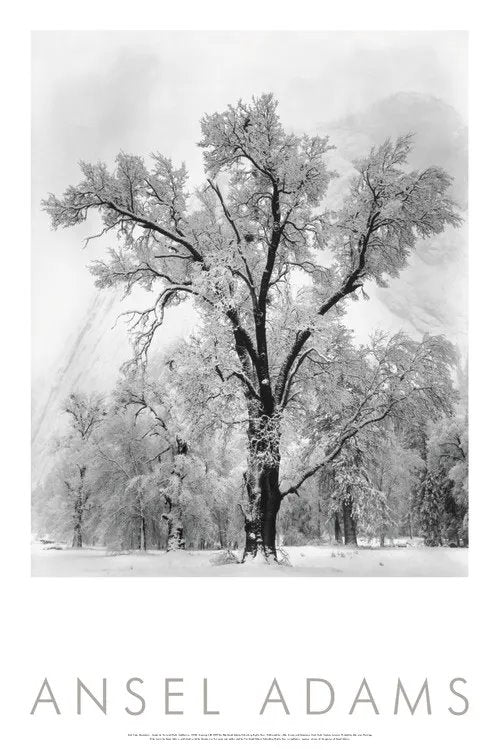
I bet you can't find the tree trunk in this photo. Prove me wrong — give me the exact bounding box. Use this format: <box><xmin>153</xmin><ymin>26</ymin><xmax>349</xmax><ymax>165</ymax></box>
<box><xmin>241</xmin><ymin>463</ymin><xmax>281</xmax><ymax>563</ymax></box>
<box><xmin>334</xmin><ymin>513</ymin><xmax>342</xmax><ymax>543</ymax></box>
<box><xmin>72</xmin><ymin>466</ymin><xmax>86</xmax><ymax>548</ymax></box>
<box><xmin>161</xmin><ymin>494</ymin><xmax>185</xmax><ymax>551</ymax></box>
<box><xmin>168</xmin><ymin>520</ymin><xmax>185</xmax><ymax>551</ymax></box>
<box><xmin>139</xmin><ymin>515</ymin><xmax>147</xmax><ymax>551</ymax></box>
<box><xmin>238</xmin><ymin>401</ymin><xmax>284</xmax><ymax>564</ymax></box>
<box><xmin>160</xmin><ymin>437</ymin><xmax>187</xmax><ymax>552</ymax></box>
<box><xmin>342</xmin><ymin>499</ymin><xmax>357</xmax><ymax>546</ymax></box>
<box><xmin>218</xmin><ymin>526</ymin><xmax>227</xmax><ymax>550</ymax></box>
<box><xmin>72</xmin><ymin>519</ymin><xmax>83</xmax><ymax>548</ymax></box>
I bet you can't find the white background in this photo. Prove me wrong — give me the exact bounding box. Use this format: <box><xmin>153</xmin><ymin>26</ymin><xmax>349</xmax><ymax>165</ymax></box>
<box><xmin>2</xmin><ymin>2</ymin><xmax>498</xmax><ymax>749</ymax></box>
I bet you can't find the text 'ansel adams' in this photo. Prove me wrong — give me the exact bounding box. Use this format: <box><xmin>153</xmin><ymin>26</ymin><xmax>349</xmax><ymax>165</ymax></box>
<box><xmin>30</xmin><ymin>676</ymin><xmax>469</xmax><ymax>716</ymax></box>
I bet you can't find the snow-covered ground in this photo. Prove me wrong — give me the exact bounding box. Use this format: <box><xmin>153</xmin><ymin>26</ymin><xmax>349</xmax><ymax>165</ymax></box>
<box><xmin>31</xmin><ymin>543</ymin><xmax>467</xmax><ymax>577</ymax></box>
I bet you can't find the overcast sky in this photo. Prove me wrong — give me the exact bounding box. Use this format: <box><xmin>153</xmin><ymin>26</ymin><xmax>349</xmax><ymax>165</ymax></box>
<box><xmin>32</xmin><ymin>31</ymin><xmax>467</xmax><ymax>383</ymax></box>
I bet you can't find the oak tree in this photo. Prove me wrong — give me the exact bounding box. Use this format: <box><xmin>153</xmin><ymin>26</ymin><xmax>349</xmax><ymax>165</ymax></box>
<box><xmin>44</xmin><ymin>94</ymin><xmax>461</xmax><ymax>561</ymax></box>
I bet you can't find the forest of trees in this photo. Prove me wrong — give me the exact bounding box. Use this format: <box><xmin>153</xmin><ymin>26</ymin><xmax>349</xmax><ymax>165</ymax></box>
<box><xmin>33</xmin><ymin>94</ymin><xmax>468</xmax><ymax>561</ymax></box>
<box><xmin>32</xmin><ymin>360</ymin><xmax>468</xmax><ymax>553</ymax></box>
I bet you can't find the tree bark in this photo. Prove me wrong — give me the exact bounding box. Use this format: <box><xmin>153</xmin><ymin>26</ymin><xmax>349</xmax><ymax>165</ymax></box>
<box><xmin>139</xmin><ymin>515</ymin><xmax>147</xmax><ymax>551</ymax></box>
<box><xmin>342</xmin><ymin>498</ymin><xmax>358</xmax><ymax>546</ymax></box>
<box><xmin>160</xmin><ymin>438</ymin><xmax>187</xmax><ymax>552</ymax></box>
<box><xmin>218</xmin><ymin>526</ymin><xmax>227</xmax><ymax>550</ymax></box>
<box><xmin>241</xmin><ymin>463</ymin><xmax>282</xmax><ymax>563</ymax></box>
<box><xmin>317</xmin><ymin>495</ymin><xmax>322</xmax><ymax>540</ymax></box>
<box><xmin>71</xmin><ymin>466</ymin><xmax>87</xmax><ymax>548</ymax></box>
<box><xmin>72</xmin><ymin>520</ymin><xmax>83</xmax><ymax>548</ymax></box>
<box><xmin>168</xmin><ymin>520</ymin><xmax>185</xmax><ymax>551</ymax></box>
<box><xmin>334</xmin><ymin>512</ymin><xmax>342</xmax><ymax>543</ymax></box>
<box><xmin>238</xmin><ymin>403</ymin><xmax>283</xmax><ymax>563</ymax></box>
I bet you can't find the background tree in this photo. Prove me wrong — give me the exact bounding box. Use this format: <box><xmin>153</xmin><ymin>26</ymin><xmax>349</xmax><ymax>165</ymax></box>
<box><xmin>43</xmin><ymin>93</ymin><xmax>461</xmax><ymax>561</ymax></box>
<box><xmin>366</xmin><ymin>430</ymin><xmax>423</xmax><ymax>544</ymax></box>
<box><xmin>416</xmin><ymin>414</ymin><xmax>468</xmax><ymax>546</ymax></box>
<box><xmin>32</xmin><ymin>362</ymin><xmax>466</xmax><ymax>553</ymax></box>
<box><xmin>91</xmin><ymin>407</ymin><xmax>163</xmax><ymax>551</ymax></box>
<box><xmin>296</xmin><ymin>331</ymin><xmax>456</xmax><ymax>545</ymax></box>
<box><xmin>62</xmin><ymin>392</ymin><xmax>105</xmax><ymax>547</ymax></box>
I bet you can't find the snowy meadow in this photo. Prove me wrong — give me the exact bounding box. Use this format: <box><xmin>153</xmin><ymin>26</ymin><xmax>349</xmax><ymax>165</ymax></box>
<box><xmin>31</xmin><ymin>541</ymin><xmax>467</xmax><ymax>577</ymax></box>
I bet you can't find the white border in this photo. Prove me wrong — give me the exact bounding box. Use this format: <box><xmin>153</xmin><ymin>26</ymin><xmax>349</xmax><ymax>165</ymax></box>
<box><xmin>2</xmin><ymin>3</ymin><xmax>498</xmax><ymax>748</ymax></box>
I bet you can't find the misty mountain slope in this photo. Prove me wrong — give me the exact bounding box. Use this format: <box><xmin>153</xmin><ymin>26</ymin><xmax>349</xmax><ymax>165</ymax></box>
<box><xmin>321</xmin><ymin>93</ymin><xmax>468</xmax><ymax>351</ymax></box>
<box><xmin>31</xmin><ymin>288</ymin><xmax>194</xmax><ymax>482</ymax></box>
<box><xmin>323</xmin><ymin>92</ymin><xmax>467</xmax><ymax>207</ymax></box>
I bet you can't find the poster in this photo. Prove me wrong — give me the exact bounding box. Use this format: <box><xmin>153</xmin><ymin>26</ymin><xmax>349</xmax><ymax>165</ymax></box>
<box><xmin>3</xmin><ymin>3</ymin><xmax>498</xmax><ymax>749</ymax></box>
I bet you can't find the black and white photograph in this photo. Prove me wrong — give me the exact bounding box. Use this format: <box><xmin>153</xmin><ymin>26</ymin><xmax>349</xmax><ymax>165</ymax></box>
<box><xmin>4</xmin><ymin>5</ymin><xmax>500</xmax><ymax>750</ymax></box>
<box><xmin>31</xmin><ymin>30</ymin><xmax>469</xmax><ymax>577</ymax></box>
